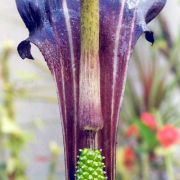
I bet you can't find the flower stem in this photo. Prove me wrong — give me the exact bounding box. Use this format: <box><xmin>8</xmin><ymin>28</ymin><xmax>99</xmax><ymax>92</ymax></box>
<box><xmin>165</xmin><ymin>152</ymin><xmax>175</xmax><ymax>180</ymax></box>
<box><xmin>141</xmin><ymin>153</ymin><xmax>150</xmax><ymax>180</ymax></box>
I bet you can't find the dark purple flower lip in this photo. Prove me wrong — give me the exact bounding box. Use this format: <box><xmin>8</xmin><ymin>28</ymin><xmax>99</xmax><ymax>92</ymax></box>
<box><xmin>15</xmin><ymin>0</ymin><xmax>166</xmax><ymax>179</ymax></box>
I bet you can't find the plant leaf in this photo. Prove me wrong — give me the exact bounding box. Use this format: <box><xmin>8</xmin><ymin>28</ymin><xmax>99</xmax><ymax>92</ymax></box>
<box><xmin>134</xmin><ymin>119</ymin><xmax>158</xmax><ymax>151</ymax></box>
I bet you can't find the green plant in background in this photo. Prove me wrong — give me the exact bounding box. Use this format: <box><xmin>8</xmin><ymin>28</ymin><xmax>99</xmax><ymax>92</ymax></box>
<box><xmin>117</xmin><ymin>14</ymin><xmax>180</xmax><ymax>180</ymax></box>
<box><xmin>48</xmin><ymin>141</ymin><xmax>61</xmax><ymax>180</ymax></box>
<box><xmin>117</xmin><ymin>112</ymin><xmax>179</xmax><ymax>180</ymax></box>
<box><xmin>0</xmin><ymin>42</ymin><xmax>32</xmax><ymax>180</ymax></box>
<box><xmin>157</xmin><ymin>15</ymin><xmax>180</xmax><ymax>89</ymax></box>
<box><xmin>0</xmin><ymin>40</ymin><xmax>64</xmax><ymax>180</ymax></box>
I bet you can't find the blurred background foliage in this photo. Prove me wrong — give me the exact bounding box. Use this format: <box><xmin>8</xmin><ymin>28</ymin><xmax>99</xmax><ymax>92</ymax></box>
<box><xmin>117</xmin><ymin>12</ymin><xmax>180</xmax><ymax>180</ymax></box>
<box><xmin>0</xmin><ymin>1</ymin><xmax>180</xmax><ymax>180</ymax></box>
<box><xmin>0</xmin><ymin>42</ymin><xmax>61</xmax><ymax>180</ymax></box>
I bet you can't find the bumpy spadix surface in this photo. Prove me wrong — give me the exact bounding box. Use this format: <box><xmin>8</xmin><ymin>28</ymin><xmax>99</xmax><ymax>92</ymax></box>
<box><xmin>16</xmin><ymin>0</ymin><xmax>166</xmax><ymax>179</ymax></box>
<box><xmin>76</xmin><ymin>149</ymin><xmax>106</xmax><ymax>180</ymax></box>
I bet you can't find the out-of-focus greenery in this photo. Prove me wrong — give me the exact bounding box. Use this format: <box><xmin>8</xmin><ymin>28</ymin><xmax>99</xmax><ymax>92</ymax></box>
<box><xmin>117</xmin><ymin>14</ymin><xmax>180</xmax><ymax>180</ymax></box>
<box><xmin>0</xmin><ymin>42</ymin><xmax>61</xmax><ymax>180</ymax></box>
<box><xmin>48</xmin><ymin>142</ymin><xmax>61</xmax><ymax>180</ymax></box>
<box><xmin>0</xmin><ymin>41</ymin><xmax>31</xmax><ymax>180</ymax></box>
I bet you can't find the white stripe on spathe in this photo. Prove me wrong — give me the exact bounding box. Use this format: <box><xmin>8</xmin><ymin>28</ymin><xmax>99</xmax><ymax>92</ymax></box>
<box><xmin>62</xmin><ymin>0</ymin><xmax>77</xmax><ymax>165</ymax></box>
<box><xmin>110</xmin><ymin>0</ymin><xmax>126</xmax><ymax>178</ymax></box>
<box><xmin>111</xmin><ymin>0</ymin><xmax>126</xmax><ymax>121</ymax></box>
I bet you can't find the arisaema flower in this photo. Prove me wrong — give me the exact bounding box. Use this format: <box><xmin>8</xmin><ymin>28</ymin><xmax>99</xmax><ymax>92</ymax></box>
<box><xmin>15</xmin><ymin>0</ymin><xmax>166</xmax><ymax>179</ymax></box>
<box><xmin>140</xmin><ymin>112</ymin><xmax>157</xmax><ymax>130</ymax></box>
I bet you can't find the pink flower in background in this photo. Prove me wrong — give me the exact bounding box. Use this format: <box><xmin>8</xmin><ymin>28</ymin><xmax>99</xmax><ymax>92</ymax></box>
<box><xmin>35</xmin><ymin>155</ymin><xmax>49</xmax><ymax>163</ymax></box>
<box><xmin>140</xmin><ymin>112</ymin><xmax>157</xmax><ymax>130</ymax></box>
<box><xmin>157</xmin><ymin>125</ymin><xmax>179</xmax><ymax>148</ymax></box>
<box><xmin>123</xmin><ymin>147</ymin><xmax>136</xmax><ymax>169</ymax></box>
<box><xmin>126</xmin><ymin>125</ymin><xmax>139</xmax><ymax>138</ymax></box>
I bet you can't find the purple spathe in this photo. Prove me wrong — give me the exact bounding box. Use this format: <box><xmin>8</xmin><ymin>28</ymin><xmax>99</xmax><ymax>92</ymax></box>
<box><xmin>15</xmin><ymin>0</ymin><xmax>166</xmax><ymax>179</ymax></box>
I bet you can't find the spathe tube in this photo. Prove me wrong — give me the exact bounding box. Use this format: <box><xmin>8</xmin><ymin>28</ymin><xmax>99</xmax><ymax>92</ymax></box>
<box><xmin>15</xmin><ymin>0</ymin><xmax>166</xmax><ymax>179</ymax></box>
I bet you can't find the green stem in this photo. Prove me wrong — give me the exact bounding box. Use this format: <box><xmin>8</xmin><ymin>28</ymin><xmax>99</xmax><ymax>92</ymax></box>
<box><xmin>1</xmin><ymin>48</ymin><xmax>15</xmax><ymax>120</ymax></box>
<box><xmin>165</xmin><ymin>152</ymin><xmax>175</xmax><ymax>180</ymax></box>
<box><xmin>141</xmin><ymin>153</ymin><xmax>150</xmax><ymax>180</ymax></box>
<box><xmin>48</xmin><ymin>155</ymin><xmax>58</xmax><ymax>180</ymax></box>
